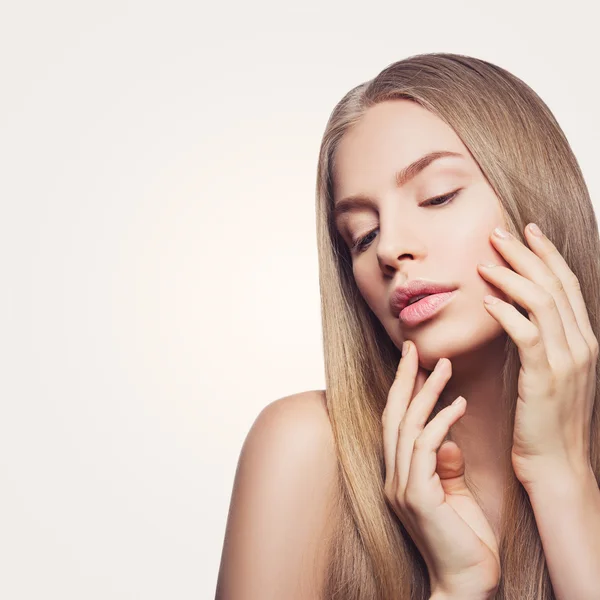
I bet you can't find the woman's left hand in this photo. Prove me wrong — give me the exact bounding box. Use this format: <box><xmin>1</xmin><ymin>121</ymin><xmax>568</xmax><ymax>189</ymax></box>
<box><xmin>476</xmin><ymin>223</ymin><xmax>598</xmax><ymax>489</ymax></box>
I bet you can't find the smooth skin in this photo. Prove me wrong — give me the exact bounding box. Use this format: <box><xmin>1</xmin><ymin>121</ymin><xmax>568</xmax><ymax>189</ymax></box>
<box><xmin>383</xmin><ymin>340</ymin><xmax>500</xmax><ymax>599</ymax></box>
<box><xmin>332</xmin><ymin>99</ymin><xmax>515</xmax><ymax>538</ymax></box>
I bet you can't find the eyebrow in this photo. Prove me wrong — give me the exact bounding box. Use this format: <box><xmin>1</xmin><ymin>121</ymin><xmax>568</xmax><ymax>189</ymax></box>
<box><xmin>333</xmin><ymin>150</ymin><xmax>464</xmax><ymax>221</ymax></box>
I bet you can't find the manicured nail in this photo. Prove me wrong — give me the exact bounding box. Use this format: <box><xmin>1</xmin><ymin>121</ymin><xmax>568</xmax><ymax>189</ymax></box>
<box><xmin>528</xmin><ymin>223</ymin><xmax>543</xmax><ymax>237</ymax></box>
<box><xmin>402</xmin><ymin>341</ymin><xmax>410</xmax><ymax>357</ymax></box>
<box><xmin>484</xmin><ymin>295</ymin><xmax>499</xmax><ymax>304</ymax></box>
<box><xmin>493</xmin><ymin>226</ymin><xmax>511</xmax><ymax>239</ymax></box>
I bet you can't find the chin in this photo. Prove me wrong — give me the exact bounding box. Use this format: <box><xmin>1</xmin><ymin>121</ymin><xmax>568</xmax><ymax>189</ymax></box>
<box><xmin>403</xmin><ymin>320</ymin><xmax>506</xmax><ymax>373</ymax></box>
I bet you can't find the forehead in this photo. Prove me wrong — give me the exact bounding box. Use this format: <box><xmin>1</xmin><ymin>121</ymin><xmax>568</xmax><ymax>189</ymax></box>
<box><xmin>333</xmin><ymin>100</ymin><xmax>470</xmax><ymax>197</ymax></box>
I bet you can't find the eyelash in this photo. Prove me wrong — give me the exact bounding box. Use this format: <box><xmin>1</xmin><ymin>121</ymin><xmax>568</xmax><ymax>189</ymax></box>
<box><xmin>350</xmin><ymin>189</ymin><xmax>461</xmax><ymax>253</ymax></box>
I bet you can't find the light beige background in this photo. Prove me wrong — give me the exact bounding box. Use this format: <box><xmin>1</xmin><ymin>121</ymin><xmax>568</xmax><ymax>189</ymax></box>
<box><xmin>1</xmin><ymin>1</ymin><xmax>598</xmax><ymax>598</ymax></box>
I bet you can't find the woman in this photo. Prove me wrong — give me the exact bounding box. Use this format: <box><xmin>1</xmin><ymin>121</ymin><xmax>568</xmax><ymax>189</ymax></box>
<box><xmin>216</xmin><ymin>53</ymin><xmax>600</xmax><ymax>599</ymax></box>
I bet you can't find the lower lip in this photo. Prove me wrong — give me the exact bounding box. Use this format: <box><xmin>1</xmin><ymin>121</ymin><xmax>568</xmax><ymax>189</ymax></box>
<box><xmin>399</xmin><ymin>291</ymin><xmax>457</xmax><ymax>326</ymax></box>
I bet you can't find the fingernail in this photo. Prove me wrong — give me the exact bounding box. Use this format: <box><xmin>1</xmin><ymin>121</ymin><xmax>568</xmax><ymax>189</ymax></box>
<box><xmin>493</xmin><ymin>226</ymin><xmax>511</xmax><ymax>239</ymax></box>
<box><xmin>402</xmin><ymin>341</ymin><xmax>409</xmax><ymax>357</ymax></box>
<box><xmin>528</xmin><ymin>223</ymin><xmax>543</xmax><ymax>237</ymax></box>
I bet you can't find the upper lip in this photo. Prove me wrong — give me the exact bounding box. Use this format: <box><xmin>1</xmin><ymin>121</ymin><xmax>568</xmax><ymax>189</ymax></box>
<box><xmin>390</xmin><ymin>280</ymin><xmax>456</xmax><ymax>317</ymax></box>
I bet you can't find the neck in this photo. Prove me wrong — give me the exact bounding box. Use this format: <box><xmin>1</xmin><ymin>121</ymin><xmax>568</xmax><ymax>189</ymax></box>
<box><xmin>438</xmin><ymin>334</ymin><xmax>509</xmax><ymax>535</ymax></box>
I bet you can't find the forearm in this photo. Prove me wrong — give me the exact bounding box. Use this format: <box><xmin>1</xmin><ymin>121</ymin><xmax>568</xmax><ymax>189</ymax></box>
<box><xmin>526</xmin><ymin>465</ymin><xmax>600</xmax><ymax>600</ymax></box>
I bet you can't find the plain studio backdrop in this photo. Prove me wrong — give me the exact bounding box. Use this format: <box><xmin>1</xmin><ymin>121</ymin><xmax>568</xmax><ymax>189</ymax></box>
<box><xmin>1</xmin><ymin>1</ymin><xmax>598</xmax><ymax>598</ymax></box>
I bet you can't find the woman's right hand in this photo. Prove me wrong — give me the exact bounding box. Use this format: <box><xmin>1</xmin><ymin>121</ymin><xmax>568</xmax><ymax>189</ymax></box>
<box><xmin>382</xmin><ymin>340</ymin><xmax>501</xmax><ymax>599</ymax></box>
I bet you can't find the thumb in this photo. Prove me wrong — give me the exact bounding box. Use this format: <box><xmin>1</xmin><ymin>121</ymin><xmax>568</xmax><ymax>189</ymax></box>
<box><xmin>436</xmin><ymin>441</ymin><xmax>500</xmax><ymax>557</ymax></box>
<box><xmin>436</xmin><ymin>440</ymin><xmax>468</xmax><ymax>493</ymax></box>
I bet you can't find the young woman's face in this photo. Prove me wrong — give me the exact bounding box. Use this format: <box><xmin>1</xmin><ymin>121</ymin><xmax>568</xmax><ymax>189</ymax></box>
<box><xmin>332</xmin><ymin>99</ymin><xmax>511</xmax><ymax>370</ymax></box>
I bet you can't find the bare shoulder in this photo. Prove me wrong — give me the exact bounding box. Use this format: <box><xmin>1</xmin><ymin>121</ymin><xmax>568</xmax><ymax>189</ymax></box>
<box><xmin>254</xmin><ymin>389</ymin><xmax>334</xmax><ymax>449</ymax></box>
<box><xmin>216</xmin><ymin>389</ymin><xmax>339</xmax><ymax>600</ymax></box>
<box><xmin>236</xmin><ymin>389</ymin><xmax>335</xmax><ymax>477</ymax></box>
<box><xmin>243</xmin><ymin>389</ymin><xmax>336</xmax><ymax>477</ymax></box>
<box><xmin>260</xmin><ymin>388</ymin><xmax>331</xmax><ymax>422</ymax></box>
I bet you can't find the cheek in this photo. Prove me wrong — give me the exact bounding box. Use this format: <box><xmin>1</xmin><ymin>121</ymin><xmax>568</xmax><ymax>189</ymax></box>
<box><xmin>453</xmin><ymin>224</ymin><xmax>508</xmax><ymax>268</ymax></box>
<box><xmin>352</xmin><ymin>266</ymin><xmax>387</xmax><ymax>314</ymax></box>
<box><xmin>353</xmin><ymin>270</ymin><xmax>376</xmax><ymax>302</ymax></box>
<box><xmin>445</xmin><ymin>233</ymin><xmax>512</xmax><ymax>300</ymax></box>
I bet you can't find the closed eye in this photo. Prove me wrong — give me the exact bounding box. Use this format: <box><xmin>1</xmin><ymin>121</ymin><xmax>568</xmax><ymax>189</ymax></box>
<box><xmin>350</xmin><ymin>188</ymin><xmax>462</xmax><ymax>253</ymax></box>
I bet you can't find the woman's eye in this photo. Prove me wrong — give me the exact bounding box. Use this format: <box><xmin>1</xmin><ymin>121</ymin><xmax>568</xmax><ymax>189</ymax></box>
<box><xmin>350</xmin><ymin>189</ymin><xmax>461</xmax><ymax>253</ymax></box>
<box><xmin>426</xmin><ymin>190</ymin><xmax>459</xmax><ymax>207</ymax></box>
<box><xmin>351</xmin><ymin>229</ymin><xmax>377</xmax><ymax>252</ymax></box>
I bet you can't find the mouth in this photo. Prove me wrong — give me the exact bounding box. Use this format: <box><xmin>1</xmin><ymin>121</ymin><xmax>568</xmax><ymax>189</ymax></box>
<box><xmin>399</xmin><ymin>290</ymin><xmax>458</xmax><ymax>327</ymax></box>
<box><xmin>390</xmin><ymin>281</ymin><xmax>457</xmax><ymax>317</ymax></box>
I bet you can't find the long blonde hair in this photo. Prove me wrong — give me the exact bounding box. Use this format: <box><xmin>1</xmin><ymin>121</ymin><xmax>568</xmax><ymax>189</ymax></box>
<box><xmin>315</xmin><ymin>52</ymin><xmax>600</xmax><ymax>599</ymax></box>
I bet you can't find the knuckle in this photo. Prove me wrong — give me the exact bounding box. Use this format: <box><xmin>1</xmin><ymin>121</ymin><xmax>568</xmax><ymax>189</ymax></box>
<box><xmin>568</xmin><ymin>272</ymin><xmax>582</xmax><ymax>291</ymax></box>
<box><xmin>400</xmin><ymin>416</ymin><xmax>422</xmax><ymax>435</ymax></box>
<box><xmin>538</xmin><ymin>291</ymin><xmax>556</xmax><ymax>311</ymax></box>
<box><xmin>547</xmin><ymin>275</ymin><xmax>564</xmax><ymax>295</ymax></box>
<box><xmin>523</xmin><ymin>330</ymin><xmax>542</xmax><ymax>349</ymax></box>
<box><xmin>394</xmin><ymin>489</ymin><xmax>406</xmax><ymax>508</ymax></box>
<box><xmin>404</xmin><ymin>486</ymin><xmax>420</xmax><ymax>511</ymax></box>
<box><xmin>553</xmin><ymin>360</ymin><xmax>576</xmax><ymax>381</ymax></box>
<box><xmin>384</xmin><ymin>478</ymin><xmax>405</xmax><ymax>510</ymax></box>
<box><xmin>413</xmin><ymin>433</ymin><xmax>430</xmax><ymax>452</ymax></box>
<box><xmin>573</xmin><ymin>350</ymin><xmax>591</xmax><ymax>372</ymax></box>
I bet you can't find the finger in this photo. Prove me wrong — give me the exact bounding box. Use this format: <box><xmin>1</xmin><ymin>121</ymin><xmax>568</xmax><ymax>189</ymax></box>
<box><xmin>437</xmin><ymin>442</ymin><xmax>498</xmax><ymax>558</ymax></box>
<box><xmin>481</xmin><ymin>294</ymin><xmax>552</xmax><ymax>375</ymax></box>
<box><xmin>479</xmin><ymin>265</ymin><xmax>569</xmax><ymax>371</ymax></box>
<box><xmin>408</xmin><ymin>397</ymin><xmax>466</xmax><ymax>498</ymax></box>
<box><xmin>436</xmin><ymin>440</ymin><xmax>466</xmax><ymax>485</ymax></box>
<box><xmin>382</xmin><ymin>341</ymin><xmax>419</xmax><ymax>484</ymax></box>
<box><xmin>524</xmin><ymin>224</ymin><xmax>597</xmax><ymax>355</ymax></box>
<box><xmin>396</xmin><ymin>358</ymin><xmax>453</xmax><ymax>494</ymax></box>
<box><xmin>403</xmin><ymin>358</ymin><xmax>452</xmax><ymax>430</ymax></box>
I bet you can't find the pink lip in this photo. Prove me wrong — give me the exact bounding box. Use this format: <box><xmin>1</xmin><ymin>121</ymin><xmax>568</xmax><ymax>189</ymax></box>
<box><xmin>390</xmin><ymin>280</ymin><xmax>457</xmax><ymax>317</ymax></box>
<box><xmin>399</xmin><ymin>291</ymin><xmax>457</xmax><ymax>326</ymax></box>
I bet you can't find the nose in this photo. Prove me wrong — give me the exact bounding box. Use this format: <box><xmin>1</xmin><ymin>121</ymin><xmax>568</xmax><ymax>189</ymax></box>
<box><xmin>376</xmin><ymin>227</ymin><xmax>424</xmax><ymax>273</ymax></box>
